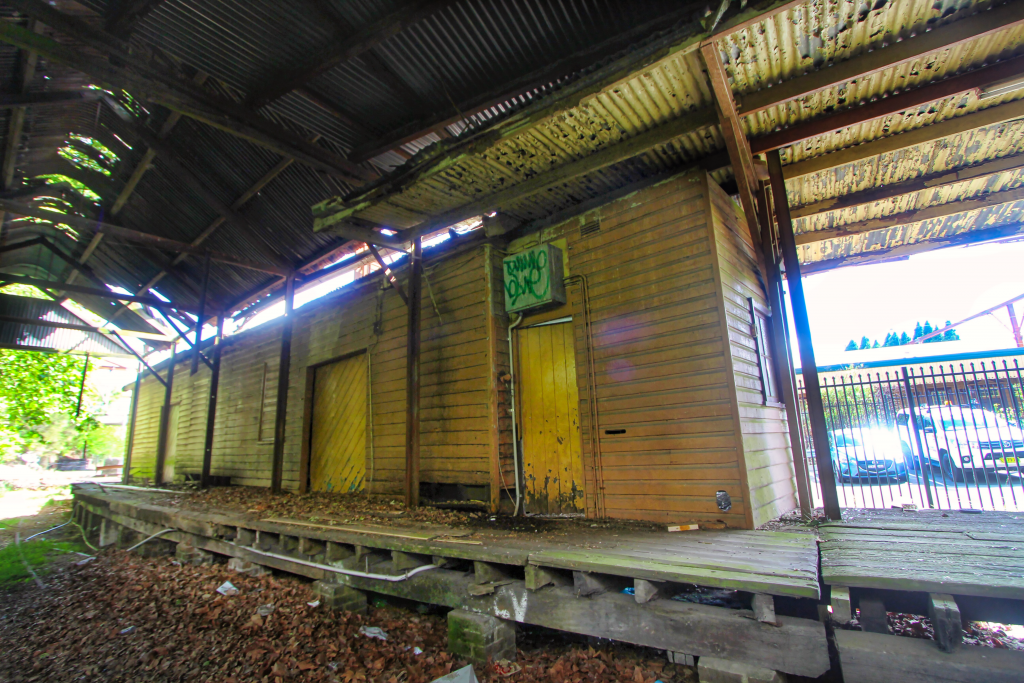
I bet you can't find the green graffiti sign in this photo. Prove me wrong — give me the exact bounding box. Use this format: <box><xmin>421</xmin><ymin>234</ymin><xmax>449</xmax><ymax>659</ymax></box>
<box><xmin>503</xmin><ymin>243</ymin><xmax>566</xmax><ymax>313</ymax></box>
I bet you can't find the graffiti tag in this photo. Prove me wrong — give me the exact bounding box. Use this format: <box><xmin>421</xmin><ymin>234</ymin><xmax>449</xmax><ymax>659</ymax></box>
<box><xmin>504</xmin><ymin>248</ymin><xmax>549</xmax><ymax>307</ymax></box>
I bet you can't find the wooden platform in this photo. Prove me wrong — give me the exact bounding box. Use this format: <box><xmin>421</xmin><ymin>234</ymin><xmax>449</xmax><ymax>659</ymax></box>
<box><xmin>72</xmin><ymin>483</ymin><xmax>820</xmax><ymax>599</ymax></box>
<box><xmin>820</xmin><ymin>509</ymin><xmax>1024</xmax><ymax>600</ymax></box>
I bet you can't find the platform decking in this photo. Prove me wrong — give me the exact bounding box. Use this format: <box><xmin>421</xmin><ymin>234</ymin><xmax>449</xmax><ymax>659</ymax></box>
<box><xmin>820</xmin><ymin>509</ymin><xmax>1024</xmax><ymax>600</ymax></box>
<box><xmin>73</xmin><ymin>484</ymin><xmax>820</xmax><ymax>599</ymax></box>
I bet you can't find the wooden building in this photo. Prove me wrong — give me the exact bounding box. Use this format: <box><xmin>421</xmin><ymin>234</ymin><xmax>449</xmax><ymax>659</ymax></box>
<box><xmin>126</xmin><ymin>170</ymin><xmax>798</xmax><ymax>528</ymax></box>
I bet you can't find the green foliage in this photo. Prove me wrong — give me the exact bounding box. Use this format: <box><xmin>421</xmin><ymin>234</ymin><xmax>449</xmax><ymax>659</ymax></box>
<box><xmin>57</xmin><ymin>146</ymin><xmax>111</xmax><ymax>177</ymax></box>
<box><xmin>847</xmin><ymin>321</ymin><xmax>960</xmax><ymax>351</ymax></box>
<box><xmin>0</xmin><ymin>539</ymin><xmax>82</xmax><ymax>588</ymax></box>
<box><xmin>33</xmin><ymin>174</ymin><xmax>102</xmax><ymax>202</ymax></box>
<box><xmin>845</xmin><ymin>340</ymin><xmax>858</xmax><ymax>351</ymax></box>
<box><xmin>0</xmin><ymin>284</ymin><xmax>50</xmax><ymax>299</ymax></box>
<box><xmin>0</xmin><ymin>350</ymin><xmax>100</xmax><ymax>463</ymax></box>
<box><xmin>858</xmin><ymin>336</ymin><xmax>871</xmax><ymax>350</ymax></box>
<box><xmin>900</xmin><ymin>331</ymin><xmax>911</xmax><ymax>345</ymax></box>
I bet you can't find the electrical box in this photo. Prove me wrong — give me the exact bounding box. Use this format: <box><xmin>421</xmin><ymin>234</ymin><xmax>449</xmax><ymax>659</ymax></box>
<box><xmin>502</xmin><ymin>243</ymin><xmax>566</xmax><ymax>314</ymax></box>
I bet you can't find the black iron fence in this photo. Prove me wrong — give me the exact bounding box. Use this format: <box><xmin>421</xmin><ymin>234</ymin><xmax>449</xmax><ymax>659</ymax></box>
<box><xmin>797</xmin><ymin>361</ymin><xmax>1024</xmax><ymax>512</ymax></box>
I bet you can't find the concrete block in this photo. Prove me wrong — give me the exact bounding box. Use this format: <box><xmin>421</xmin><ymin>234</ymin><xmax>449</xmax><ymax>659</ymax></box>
<box><xmin>927</xmin><ymin>593</ymin><xmax>962</xmax><ymax>652</ymax></box>
<box><xmin>697</xmin><ymin>656</ymin><xmax>787</xmax><ymax>683</ymax></box>
<box><xmin>752</xmin><ymin>594</ymin><xmax>776</xmax><ymax>625</ymax></box>
<box><xmin>98</xmin><ymin>519</ymin><xmax>118</xmax><ymax>547</ymax></box>
<box><xmin>447</xmin><ymin>609</ymin><xmax>516</xmax><ymax>665</ymax></box>
<box><xmin>474</xmin><ymin>561</ymin><xmax>512</xmax><ymax>584</ymax></box>
<box><xmin>393</xmin><ymin>551</ymin><xmax>431</xmax><ymax>571</ymax></box>
<box><xmin>573</xmin><ymin>571</ymin><xmax>617</xmax><ymax>597</ymax></box>
<box><xmin>235</xmin><ymin>528</ymin><xmax>256</xmax><ymax>546</ymax></box>
<box><xmin>313</xmin><ymin>581</ymin><xmax>367</xmax><ymax>614</ymax></box>
<box><xmin>227</xmin><ymin>557</ymin><xmax>270</xmax><ymax>577</ymax></box>
<box><xmin>634</xmin><ymin>579</ymin><xmax>662</xmax><ymax>604</ymax></box>
<box><xmin>525</xmin><ymin>565</ymin><xmax>568</xmax><ymax>592</ymax></box>
<box><xmin>667</xmin><ymin>651</ymin><xmax>695</xmax><ymax>666</ymax></box>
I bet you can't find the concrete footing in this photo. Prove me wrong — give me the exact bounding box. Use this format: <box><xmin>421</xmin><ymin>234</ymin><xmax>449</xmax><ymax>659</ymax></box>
<box><xmin>227</xmin><ymin>557</ymin><xmax>271</xmax><ymax>577</ymax></box>
<box><xmin>447</xmin><ymin>609</ymin><xmax>516</xmax><ymax>665</ymax></box>
<box><xmin>312</xmin><ymin>581</ymin><xmax>367</xmax><ymax>614</ymax></box>
<box><xmin>175</xmin><ymin>542</ymin><xmax>214</xmax><ymax>565</ymax></box>
<box><xmin>698</xmin><ymin>656</ymin><xmax>787</xmax><ymax>683</ymax></box>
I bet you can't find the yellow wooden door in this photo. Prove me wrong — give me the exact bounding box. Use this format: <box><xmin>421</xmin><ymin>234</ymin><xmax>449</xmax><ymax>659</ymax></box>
<box><xmin>518</xmin><ymin>321</ymin><xmax>584</xmax><ymax>513</ymax></box>
<box><xmin>310</xmin><ymin>354</ymin><xmax>367</xmax><ymax>493</ymax></box>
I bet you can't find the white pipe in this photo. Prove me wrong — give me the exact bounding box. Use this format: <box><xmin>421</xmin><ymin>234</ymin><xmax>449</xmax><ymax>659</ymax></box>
<box><xmin>122</xmin><ymin>525</ymin><xmax>437</xmax><ymax>583</ymax></box>
<box><xmin>508</xmin><ymin>313</ymin><xmax>525</xmax><ymax>515</ymax></box>
<box><xmin>94</xmin><ymin>484</ymin><xmax>179</xmax><ymax>494</ymax></box>
<box><xmin>25</xmin><ymin>521</ymin><xmax>70</xmax><ymax>541</ymax></box>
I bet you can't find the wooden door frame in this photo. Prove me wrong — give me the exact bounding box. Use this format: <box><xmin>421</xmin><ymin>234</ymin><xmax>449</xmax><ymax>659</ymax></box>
<box><xmin>298</xmin><ymin>349</ymin><xmax>367</xmax><ymax>494</ymax></box>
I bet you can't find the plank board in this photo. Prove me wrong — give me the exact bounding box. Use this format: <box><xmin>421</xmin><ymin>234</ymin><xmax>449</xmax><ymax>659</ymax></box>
<box><xmin>820</xmin><ymin>509</ymin><xmax>1024</xmax><ymax>599</ymax></box>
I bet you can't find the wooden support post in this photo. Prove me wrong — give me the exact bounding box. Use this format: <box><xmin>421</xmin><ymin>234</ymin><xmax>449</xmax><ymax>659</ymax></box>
<box><xmin>154</xmin><ymin>345</ymin><xmax>176</xmax><ymax>487</ymax></box>
<box><xmin>191</xmin><ymin>251</ymin><xmax>211</xmax><ymax>376</ymax></box>
<box><xmin>928</xmin><ymin>593</ymin><xmax>963</xmax><ymax>652</ymax></box>
<box><xmin>858</xmin><ymin>594</ymin><xmax>889</xmax><ymax>634</ymax></box>
<box><xmin>525</xmin><ymin>565</ymin><xmax>568</xmax><ymax>592</ymax></box>
<box><xmin>573</xmin><ymin>571</ymin><xmax>618</xmax><ymax>598</ymax></box>
<box><xmin>766</xmin><ymin>150</ymin><xmax>841</xmax><ymax>520</ymax></box>
<box><xmin>271</xmin><ymin>274</ymin><xmax>296</xmax><ymax>494</ymax></box>
<box><xmin>200</xmin><ymin>315</ymin><xmax>224</xmax><ymax>489</ymax></box>
<box><xmin>392</xmin><ymin>551</ymin><xmax>431</xmax><ymax>571</ymax></box>
<box><xmin>831</xmin><ymin>586</ymin><xmax>853</xmax><ymax>623</ymax></box>
<box><xmin>756</xmin><ymin>182</ymin><xmax>812</xmax><ymax>518</ymax></box>
<box><xmin>404</xmin><ymin>237</ymin><xmax>422</xmax><ymax>507</ymax></box>
<box><xmin>74</xmin><ymin>353</ymin><xmax>89</xmax><ymax>418</ymax></box>
<box><xmin>122</xmin><ymin>371</ymin><xmax>141</xmax><ymax>484</ymax></box>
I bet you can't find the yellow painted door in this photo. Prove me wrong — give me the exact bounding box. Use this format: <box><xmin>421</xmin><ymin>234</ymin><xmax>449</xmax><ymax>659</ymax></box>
<box><xmin>310</xmin><ymin>354</ymin><xmax>367</xmax><ymax>493</ymax></box>
<box><xmin>518</xmin><ymin>321</ymin><xmax>584</xmax><ymax>514</ymax></box>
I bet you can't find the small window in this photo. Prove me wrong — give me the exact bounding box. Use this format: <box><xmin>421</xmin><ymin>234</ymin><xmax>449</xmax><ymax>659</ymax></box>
<box><xmin>748</xmin><ymin>298</ymin><xmax>779</xmax><ymax>405</ymax></box>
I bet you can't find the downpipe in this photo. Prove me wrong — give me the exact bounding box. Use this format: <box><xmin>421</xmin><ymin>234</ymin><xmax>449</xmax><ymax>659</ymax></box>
<box><xmin>508</xmin><ymin>313</ymin><xmax>525</xmax><ymax>515</ymax></box>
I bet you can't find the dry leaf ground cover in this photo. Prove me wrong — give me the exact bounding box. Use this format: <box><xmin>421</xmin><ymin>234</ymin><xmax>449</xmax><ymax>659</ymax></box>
<box><xmin>0</xmin><ymin>540</ymin><xmax>694</xmax><ymax>683</ymax></box>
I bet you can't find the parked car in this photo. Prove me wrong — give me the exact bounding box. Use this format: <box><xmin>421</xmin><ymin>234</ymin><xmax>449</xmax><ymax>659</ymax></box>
<box><xmin>895</xmin><ymin>405</ymin><xmax>1024</xmax><ymax>482</ymax></box>
<box><xmin>829</xmin><ymin>428</ymin><xmax>908</xmax><ymax>484</ymax></box>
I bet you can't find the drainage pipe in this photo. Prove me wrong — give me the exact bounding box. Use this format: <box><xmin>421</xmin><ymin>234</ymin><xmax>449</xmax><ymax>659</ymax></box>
<box><xmin>507</xmin><ymin>313</ymin><xmax>525</xmax><ymax>515</ymax></box>
<box><xmin>122</xmin><ymin>526</ymin><xmax>437</xmax><ymax>583</ymax></box>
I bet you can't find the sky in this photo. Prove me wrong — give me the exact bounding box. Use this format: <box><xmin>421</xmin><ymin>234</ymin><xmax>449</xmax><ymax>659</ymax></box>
<box><xmin>792</xmin><ymin>240</ymin><xmax>1024</xmax><ymax>366</ymax></box>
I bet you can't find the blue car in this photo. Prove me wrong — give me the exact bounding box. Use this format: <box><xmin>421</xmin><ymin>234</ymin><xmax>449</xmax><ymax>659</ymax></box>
<box><xmin>830</xmin><ymin>428</ymin><xmax>909</xmax><ymax>484</ymax></box>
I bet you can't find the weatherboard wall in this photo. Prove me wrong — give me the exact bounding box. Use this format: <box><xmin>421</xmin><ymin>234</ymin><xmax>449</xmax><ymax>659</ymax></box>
<box><xmin>127</xmin><ymin>243</ymin><xmax>499</xmax><ymax>500</ymax></box>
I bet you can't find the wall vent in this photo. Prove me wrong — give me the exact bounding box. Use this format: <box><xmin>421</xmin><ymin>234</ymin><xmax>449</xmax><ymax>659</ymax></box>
<box><xmin>580</xmin><ymin>218</ymin><xmax>601</xmax><ymax>238</ymax></box>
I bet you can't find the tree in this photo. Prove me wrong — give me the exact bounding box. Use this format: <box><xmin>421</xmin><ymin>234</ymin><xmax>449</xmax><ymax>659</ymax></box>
<box><xmin>913</xmin><ymin>321</ymin><xmax>923</xmax><ymax>340</ymax></box>
<box><xmin>845</xmin><ymin>340</ymin><xmax>858</xmax><ymax>351</ymax></box>
<box><xmin>900</xmin><ymin>331</ymin><xmax>912</xmax><ymax>345</ymax></box>
<box><xmin>0</xmin><ymin>350</ymin><xmax>99</xmax><ymax>462</ymax></box>
<box><xmin>872</xmin><ymin>340</ymin><xmax>880</xmax><ymax>348</ymax></box>
<box><xmin>859</xmin><ymin>336</ymin><xmax>871</xmax><ymax>350</ymax></box>
<box><xmin>942</xmin><ymin>321</ymin><xmax>960</xmax><ymax>342</ymax></box>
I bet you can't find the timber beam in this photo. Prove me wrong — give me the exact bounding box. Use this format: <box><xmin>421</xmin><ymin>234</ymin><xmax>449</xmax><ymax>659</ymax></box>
<box><xmin>0</xmin><ymin>314</ymin><xmax>173</xmax><ymax>342</ymax></box>
<box><xmin>790</xmin><ymin>152</ymin><xmax>1024</xmax><ymax>219</ymax></box>
<box><xmin>750</xmin><ymin>54</ymin><xmax>1024</xmax><ymax>155</ymax></box>
<box><xmin>0</xmin><ymin>2</ymin><xmax>374</xmax><ymax>184</ymax></box>
<box><xmin>0</xmin><ymin>198</ymin><xmax>291</xmax><ymax>276</ymax></box>
<box><xmin>736</xmin><ymin>2</ymin><xmax>1024</xmax><ymax>117</ymax></box>
<box><xmin>0</xmin><ymin>273</ymin><xmax>210</xmax><ymax>314</ymax></box>
<box><xmin>247</xmin><ymin>0</ymin><xmax>460</xmax><ymax>108</ymax></box>
<box><xmin>794</xmin><ymin>185</ymin><xmax>1024</xmax><ymax>245</ymax></box>
<box><xmin>0</xmin><ymin>90</ymin><xmax>100</xmax><ymax>109</ymax></box>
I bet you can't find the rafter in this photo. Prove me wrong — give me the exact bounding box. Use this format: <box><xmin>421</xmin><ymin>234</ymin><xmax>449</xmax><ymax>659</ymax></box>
<box><xmin>105</xmin><ymin>0</ymin><xmax>168</xmax><ymax>38</ymax></box>
<box><xmin>0</xmin><ymin>314</ymin><xmax>173</xmax><ymax>342</ymax></box>
<box><xmin>736</xmin><ymin>2</ymin><xmax>1024</xmax><ymax>117</ymax></box>
<box><xmin>0</xmin><ymin>90</ymin><xmax>100</xmax><ymax>109</ymax></box>
<box><xmin>749</xmin><ymin>54</ymin><xmax>1024</xmax><ymax>155</ymax></box>
<box><xmin>247</xmin><ymin>0</ymin><xmax>459</xmax><ymax>108</ymax></box>
<box><xmin>0</xmin><ymin>273</ymin><xmax>209</xmax><ymax>313</ymax></box>
<box><xmin>0</xmin><ymin>2</ymin><xmax>374</xmax><ymax>184</ymax></box>
<box><xmin>0</xmin><ymin>198</ymin><xmax>291</xmax><ymax>276</ymax></box>
<box><xmin>782</xmin><ymin>98</ymin><xmax>1024</xmax><ymax>180</ymax></box>
<box><xmin>801</xmin><ymin>222</ymin><xmax>1024</xmax><ymax>275</ymax></box>
<box><xmin>794</xmin><ymin>186</ymin><xmax>1024</xmax><ymax>245</ymax></box>
<box><xmin>790</xmin><ymin>152</ymin><xmax>1024</xmax><ymax>219</ymax></box>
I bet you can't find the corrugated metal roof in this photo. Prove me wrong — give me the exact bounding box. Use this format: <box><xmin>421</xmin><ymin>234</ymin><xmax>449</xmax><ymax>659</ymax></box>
<box><xmin>0</xmin><ymin>292</ymin><xmax>132</xmax><ymax>356</ymax></box>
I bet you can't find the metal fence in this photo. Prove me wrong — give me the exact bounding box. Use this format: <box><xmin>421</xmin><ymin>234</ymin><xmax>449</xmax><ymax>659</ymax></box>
<box><xmin>797</xmin><ymin>361</ymin><xmax>1024</xmax><ymax>512</ymax></box>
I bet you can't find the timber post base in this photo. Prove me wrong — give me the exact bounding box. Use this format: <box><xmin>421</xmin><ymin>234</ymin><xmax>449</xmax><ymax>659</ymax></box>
<box><xmin>313</xmin><ymin>581</ymin><xmax>367</xmax><ymax>614</ymax></box>
<box><xmin>447</xmin><ymin>609</ymin><xmax>516</xmax><ymax>665</ymax></box>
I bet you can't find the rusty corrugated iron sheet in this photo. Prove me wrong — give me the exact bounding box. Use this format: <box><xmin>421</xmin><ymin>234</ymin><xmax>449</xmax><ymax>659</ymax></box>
<box><xmin>0</xmin><ymin>292</ymin><xmax>132</xmax><ymax>355</ymax></box>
